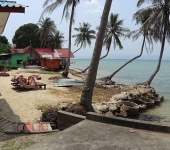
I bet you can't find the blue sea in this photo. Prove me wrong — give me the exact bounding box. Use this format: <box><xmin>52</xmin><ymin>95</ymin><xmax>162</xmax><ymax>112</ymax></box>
<box><xmin>71</xmin><ymin>59</ymin><xmax>170</xmax><ymax>121</ymax></box>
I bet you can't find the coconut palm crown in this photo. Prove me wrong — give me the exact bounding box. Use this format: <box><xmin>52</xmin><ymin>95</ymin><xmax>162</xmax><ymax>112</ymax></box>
<box><xmin>36</xmin><ymin>17</ymin><xmax>57</xmax><ymax>48</ymax></box>
<box><xmin>47</xmin><ymin>31</ymin><xmax>65</xmax><ymax>50</ymax></box>
<box><xmin>103</xmin><ymin>13</ymin><xmax>130</xmax><ymax>52</ymax></box>
<box><xmin>72</xmin><ymin>22</ymin><xmax>96</xmax><ymax>54</ymax></box>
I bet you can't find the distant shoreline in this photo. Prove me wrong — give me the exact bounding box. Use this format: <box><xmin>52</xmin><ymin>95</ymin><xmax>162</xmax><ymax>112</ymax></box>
<box><xmin>71</xmin><ymin>58</ymin><xmax>170</xmax><ymax>61</ymax></box>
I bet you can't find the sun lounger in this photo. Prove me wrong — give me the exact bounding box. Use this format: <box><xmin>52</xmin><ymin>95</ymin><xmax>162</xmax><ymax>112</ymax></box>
<box><xmin>4</xmin><ymin>122</ymin><xmax>58</xmax><ymax>134</ymax></box>
<box><xmin>18</xmin><ymin>79</ymin><xmax>46</xmax><ymax>90</ymax></box>
<box><xmin>0</xmin><ymin>117</ymin><xmax>58</xmax><ymax>134</ymax></box>
<box><xmin>35</xmin><ymin>82</ymin><xmax>46</xmax><ymax>90</ymax></box>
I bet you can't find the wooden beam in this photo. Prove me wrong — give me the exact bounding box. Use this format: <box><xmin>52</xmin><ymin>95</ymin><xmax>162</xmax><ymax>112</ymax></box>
<box><xmin>0</xmin><ymin>7</ymin><xmax>25</xmax><ymax>13</ymax></box>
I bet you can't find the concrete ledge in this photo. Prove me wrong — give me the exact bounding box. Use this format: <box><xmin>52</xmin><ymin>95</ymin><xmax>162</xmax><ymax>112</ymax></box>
<box><xmin>57</xmin><ymin>110</ymin><xmax>85</xmax><ymax>131</ymax></box>
<box><xmin>86</xmin><ymin>112</ymin><xmax>170</xmax><ymax>133</ymax></box>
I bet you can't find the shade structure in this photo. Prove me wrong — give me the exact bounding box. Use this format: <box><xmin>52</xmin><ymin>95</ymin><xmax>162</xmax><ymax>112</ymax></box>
<box><xmin>0</xmin><ymin>1</ymin><xmax>28</xmax><ymax>34</ymax></box>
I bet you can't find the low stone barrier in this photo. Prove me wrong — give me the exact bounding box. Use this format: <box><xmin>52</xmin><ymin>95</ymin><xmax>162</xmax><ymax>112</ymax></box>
<box><xmin>86</xmin><ymin>112</ymin><xmax>170</xmax><ymax>133</ymax></box>
<box><xmin>57</xmin><ymin>110</ymin><xmax>85</xmax><ymax>131</ymax></box>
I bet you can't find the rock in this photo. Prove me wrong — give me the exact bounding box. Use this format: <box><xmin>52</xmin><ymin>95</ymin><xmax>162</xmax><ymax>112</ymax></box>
<box><xmin>160</xmin><ymin>96</ymin><xmax>164</xmax><ymax>101</ymax></box>
<box><xmin>116</xmin><ymin>100</ymin><xmax>123</xmax><ymax>108</ymax></box>
<box><xmin>58</xmin><ymin>103</ymin><xmax>69</xmax><ymax>110</ymax></box>
<box><xmin>108</xmin><ymin>104</ymin><xmax>117</xmax><ymax>113</ymax></box>
<box><xmin>99</xmin><ymin>105</ymin><xmax>109</xmax><ymax>114</ymax></box>
<box><xmin>111</xmin><ymin>93</ymin><xmax>128</xmax><ymax>101</ymax></box>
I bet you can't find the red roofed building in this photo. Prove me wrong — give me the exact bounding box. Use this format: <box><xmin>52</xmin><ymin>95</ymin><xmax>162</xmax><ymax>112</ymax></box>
<box><xmin>10</xmin><ymin>46</ymin><xmax>74</xmax><ymax>70</ymax></box>
<box><xmin>56</xmin><ymin>48</ymin><xmax>74</xmax><ymax>58</ymax></box>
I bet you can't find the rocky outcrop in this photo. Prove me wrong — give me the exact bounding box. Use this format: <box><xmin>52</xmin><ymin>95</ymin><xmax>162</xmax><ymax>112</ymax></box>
<box><xmin>92</xmin><ymin>84</ymin><xmax>164</xmax><ymax>117</ymax></box>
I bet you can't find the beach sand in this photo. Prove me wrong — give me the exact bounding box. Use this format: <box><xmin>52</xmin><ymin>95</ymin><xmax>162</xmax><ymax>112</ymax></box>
<box><xmin>0</xmin><ymin>68</ymin><xmax>82</xmax><ymax>123</ymax></box>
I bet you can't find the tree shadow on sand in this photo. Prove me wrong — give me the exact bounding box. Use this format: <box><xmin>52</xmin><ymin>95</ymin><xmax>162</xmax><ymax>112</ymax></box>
<box><xmin>0</xmin><ymin>98</ymin><xmax>27</xmax><ymax>142</ymax></box>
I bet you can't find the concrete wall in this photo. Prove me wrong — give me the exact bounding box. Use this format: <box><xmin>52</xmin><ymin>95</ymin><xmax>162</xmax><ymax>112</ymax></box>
<box><xmin>57</xmin><ymin>110</ymin><xmax>85</xmax><ymax>131</ymax></box>
<box><xmin>11</xmin><ymin>53</ymin><xmax>29</xmax><ymax>66</ymax></box>
<box><xmin>86</xmin><ymin>112</ymin><xmax>170</xmax><ymax>133</ymax></box>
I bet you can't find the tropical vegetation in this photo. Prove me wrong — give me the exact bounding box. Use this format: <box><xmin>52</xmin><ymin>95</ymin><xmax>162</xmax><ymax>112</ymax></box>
<box><xmin>82</xmin><ymin>13</ymin><xmax>130</xmax><ymax>73</ymax></box>
<box><xmin>99</xmin><ymin>9</ymin><xmax>159</xmax><ymax>83</ymax></box>
<box><xmin>80</xmin><ymin>0</ymin><xmax>113</xmax><ymax>111</ymax></box>
<box><xmin>41</xmin><ymin>0</ymin><xmax>80</xmax><ymax>77</ymax></box>
<box><xmin>0</xmin><ymin>35</ymin><xmax>8</xmax><ymax>44</ymax></box>
<box><xmin>72</xmin><ymin>22</ymin><xmax>96</xmax><ymax>54</ymax></box>
<box><xmin>0</xmin><ymin>43</ymin><xmax>10</xmax><ymax>54</ymax></box>
<box><xmin>135</xmin><ymin>0</ymin><xmax>170</xmax><ymax>85</ymax></box>
<box><xmin>36</xmin><ymin>17</ymin><xmax>57</xmax><ymax>48</ymax></box>
<box><xmin>47</xmin><ymin>31</ymin><xmax>65</xmax><ymax>50</ymax></box>
<box><xmin>0</xmin><ymin>35</ymin><xmax>10</xmax><ymax>54</ymax></box>
<box><xmin>12</xmin><ymin>23</ymin><xmax>41</xmax><ymax>48</ymax></box>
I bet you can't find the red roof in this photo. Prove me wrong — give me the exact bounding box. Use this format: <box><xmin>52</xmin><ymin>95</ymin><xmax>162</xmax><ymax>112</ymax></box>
<box><xmin>10</xmin><ymin>46</ymin><xmax>74</xmax><ymax>58</ymax></box>
<box><xmin>34</xmin><ymin>48</ymin><xmax>52</xmax><ymax>54</ymax></box>
<box><xmin>56</xmin><ymin>48</ymin><xmax>74</xmax><ymax>58</ymax></box>
<box><xmin>10</xmin><ymin>46</ymin><xmax>30</xmax><ymax>54</ymax></box>
<box><xmin>34</xmin><ymin>48</ymin><xmax>57</xmax><ymax>59</ymax></box>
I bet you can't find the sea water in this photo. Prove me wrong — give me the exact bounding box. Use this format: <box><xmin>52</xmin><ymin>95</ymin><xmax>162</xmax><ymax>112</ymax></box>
<box><xmin>71</xmin><ymin>59</ymin><xmax>170</xmax><ymax>121</ymax></box>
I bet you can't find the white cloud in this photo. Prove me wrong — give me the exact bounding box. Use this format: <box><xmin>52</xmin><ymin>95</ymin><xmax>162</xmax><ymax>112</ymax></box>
<box><xmin>83</xmin><ymin>0</ymin><xmax>102</xmax><ymax>14</ymax></box>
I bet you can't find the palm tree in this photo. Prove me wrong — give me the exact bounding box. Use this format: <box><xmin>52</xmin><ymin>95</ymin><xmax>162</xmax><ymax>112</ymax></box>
<box><xmin>41</xmin><ymin>0</ymin><xmax>80</xmax><ymax>77</ymax></box>
<box><xmin>72</xmin><ymin>22</ymin><xmax>96</xmax><ymax>54</ymax></box>
<box><xmin>99</xmin><ymin>9</ymin><xmax>158</xmax><ymax>84</ymax></box>
<box><xmin>82</xmin><ymin>13</ymin><xmax>130</xmax><ymax>73</ymax></box>
<box><xmin>36</xmin><ymin>17</ymin><xmax>57</xmax><ymax>48</ymax></box>
<box><xmin>47</xmin><ymin>31</ymin><xmax>65</xmax><ymax>50</ymax></box>
<box><xmin>80</xmin><ymin>0</ymin><xmax>112</xmax><ymax>111</ymax></box>
<box><xmin>135</xmin><ymin>0</ymin><xmax>170</xmax><ymax>85</ymax></box>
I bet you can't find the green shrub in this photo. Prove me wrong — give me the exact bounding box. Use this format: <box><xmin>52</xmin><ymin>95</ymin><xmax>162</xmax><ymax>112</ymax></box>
<box><xmin>10</xmin><ymin>66</ymin><xmax>18</xmax><ymax>70</ymax></box>
<box><xmin>0</xmin><ymin>64</ymin><xmax>4</xmax><ymax>71</ymax></box>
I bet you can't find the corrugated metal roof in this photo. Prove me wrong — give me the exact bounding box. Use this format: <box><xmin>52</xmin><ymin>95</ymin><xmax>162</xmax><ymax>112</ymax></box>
<box><xmin>35</xmin><ymin>48</ymin><xmax>60</xmax><ymax>59</ymax></box>
<box><xmin>0</xmin><ymin>1</ymin><xmax>27</xmax><ymax>8</ymax></box>
<box><xmin>10</xmin><ymin>46</ymin><xmax>30</xmax><ymax>54</ymax></box>
<box><xmin>56</xmin><ymin>48</ymin><xmax>75</xmax><ymax>58</ymax></box>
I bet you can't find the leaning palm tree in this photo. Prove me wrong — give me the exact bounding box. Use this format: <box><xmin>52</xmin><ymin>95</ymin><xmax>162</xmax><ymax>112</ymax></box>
<box><xmin>82</xmin><ymin>13</ymin><xmax>130</xmax><ymax>73</ymax></box>
<box><xmin>80</xmin><ymin>0</ymin><xmax>113</xmax><ymax>111</ymax></box>
<box><xmin>72</xmin><ymin>22</ymin><xmax>96</xmax><ymax>54</ymax></box>
<box><xmin>135</xmin><ymin>0</ymin><xmax>170</xmax><ymax>85</ymax></box>
<box><xmin>47</xmin><ymin>31</ymin><xmax>65</xmax><ymax>50</ymax></box>
<box><xmin>36</xmin><ymin>17</ymin><xmax>57</xmax><ymax>48</ymax></box>
<box><xmin>99</xmin><ymin>9</ymin><xmax>159</xmax><ymax>84</ymax></box>
<box><xmin>41</xmin><ymin>0</ymin><xmax>80</xmax><ymax>77</ymax></box>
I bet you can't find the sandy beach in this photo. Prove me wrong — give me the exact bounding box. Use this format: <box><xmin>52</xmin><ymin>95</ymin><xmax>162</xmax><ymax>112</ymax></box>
<box><xmin>0</xmin><ymin>68</ymin><xmax>82</xmax><ymax>123</ymax></box>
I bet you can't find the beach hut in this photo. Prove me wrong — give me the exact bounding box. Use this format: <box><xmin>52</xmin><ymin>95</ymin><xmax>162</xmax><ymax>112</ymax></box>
<box><xmin>35</xmin><ymin>48</ymin><xmax>74</xmax><ymax>69</ymax></box>
<box><xmin>35</xmin><ymin>48</ymin><xmax>61</xmax><ymax>70</ymax></box>
<box><xmin>10</xmin><ymin>46</ymin><xmax>40</xmax><ymax>66</ymax></box>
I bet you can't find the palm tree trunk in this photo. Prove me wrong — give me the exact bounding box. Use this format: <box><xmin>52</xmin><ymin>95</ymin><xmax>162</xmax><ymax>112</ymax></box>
<box><xmin>82</xmin><ymin>49</ymin><xmax>110</xmax><ymax>73</ymax></box>
<box><xmin>80</xmin><ymin>0</ymin><xmax>112</xmax><ymax>111</ymax></box>
<box><xmin>144</xmin><ymin>15</ymin><xmax>168</xmax><ymax>85</ymax></box>
<box><xmin>73</xmin><ymin>43</ymin><xmax>83</xmax><ymax>54</ymax></box>
<box><xmin>41</xmin><ymin>42</ymin><xmax>43</xmax><ymax>48</ymax></box>
<box><xmin>43</xmin><ymin>41</ymin><xmax>46</xmax><ymax>48</ymax></box>
<box><xmin>62</xmin><ymin>2</ymin><xmax>75</xmax><ymax>77</ymax></box>
<box><xmin>106</xmin><ymin>35</ymin><xmax>146</xmax><ymax>79</ymax></box>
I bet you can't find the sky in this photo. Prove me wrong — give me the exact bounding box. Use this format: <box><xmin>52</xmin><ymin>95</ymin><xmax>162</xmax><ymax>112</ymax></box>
<box><xmin>2</xmin><ymin>0</ymin><xmax>170</xmax><ymax>60</ymax></box>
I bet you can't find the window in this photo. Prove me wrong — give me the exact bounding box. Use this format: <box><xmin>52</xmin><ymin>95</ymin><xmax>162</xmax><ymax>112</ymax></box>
<box><xmin>17</xmin><ymin>60</ymin><xmax>23</xmax><ymax>64</ymax></box>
